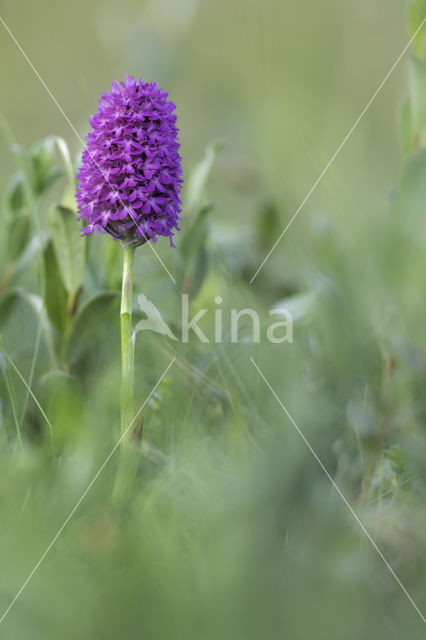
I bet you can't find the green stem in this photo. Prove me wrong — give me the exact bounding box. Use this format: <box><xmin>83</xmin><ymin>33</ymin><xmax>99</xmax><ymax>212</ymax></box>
<box><xmin>120</xmin><ymin>244</ymin><xmax>135</xmax><ymax>435</ymax></box>
<box><xmin>112</xmin><ymin>244</ymin><xmax>139</xmax><ymax>508</ymax></box>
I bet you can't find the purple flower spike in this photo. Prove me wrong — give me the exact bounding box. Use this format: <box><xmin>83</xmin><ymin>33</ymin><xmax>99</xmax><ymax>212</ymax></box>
<box><xmin>76</xmin><ymin>76</ymin><xmax>183</xmax><ymax>247</ymax></box>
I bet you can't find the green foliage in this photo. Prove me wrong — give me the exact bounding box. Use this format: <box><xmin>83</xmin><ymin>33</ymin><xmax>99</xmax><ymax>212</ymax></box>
<box><xmin>255</xmin><ymin>200</ymin><xmax>283</xmax><ymax>250</ymax></box>
<box><xmin>1</xmin><ymin>118</ymin><xmax>426</xmax><ymax>636</ymax></box>
<box><xmin>176</xmin><ymin>143</ymin><xmax>223</xmax><ymax>300</ymax></box>
<box><xmin>2</xmin><ymin>6</ymin><xmax>426</xmax><ymax>638</ymax></box>
<box><xmin>397</xmin><ymin>7</ymin><xmax>426</xmax><ymax>153</ymax></box>
<box><xmin>65</xmin><ymin>290</ymin><xmax>119</xmax><ymax>367</ymax></box>
<box><xmin>3</xmin><ymin>175</ymin><xmax>31</xmax><ymax>266</ymax></box>
<box><xmin>0</xmin><ymin>288</ymin><xmax>20</xmax><ymax>326</ymax></box>
<box><xmin>186</xmin><ymin>140</ymin><xmax>224</xmax><ymax>212</ymax></box>
<box><xmin>408</xmin><ymin>57</ymin><xmax>426</xmax><ymax>148</ymax></box>
<box><xmin>30</xmin><ymin>138</ymin><xmax>63</xmax><ymax>196</ymax></box>
<box><xmin>42</xmin><ymin>240</ymin><xmax>69</xmax><ymax>334</ymax></box>
<box><xmin>48</xmin><ymin>204</ymin><xmax>85</xmax><ymax>300</ymax></box>
<box><xmin>409</xmin><ymin>0</ymin><xmax>426</xmax><ymax>59</ymax></box>
<box><xmin>177</xmin><ymin>203</ymin><xmax>212</xmax><ymax>299</ymax></box>
<box><xmin>392</xmin><ymin>149</ymin><xmax>426</xmax><ymax>222</ymax></box>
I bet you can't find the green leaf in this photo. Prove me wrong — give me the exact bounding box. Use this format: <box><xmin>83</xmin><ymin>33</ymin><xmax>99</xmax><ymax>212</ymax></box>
<box><xmin>387</xmin><ymin>444</ymin><xmax>408</xmax><ymax>477</ymax></box>
<box><xmin>38</xmin><ymin>369</ymin><xmax>78</xmax><ymax>448</ymax></box>
<box><xmin>409</xmin><ymin>0</ymin><xmax>426</xmax><ymax>60</ymax></box>
<box><xmin>42</xmin><ymin>240</ymin><xmax>69</xmax><ymax>334</ymax></box>
<box><xmin>11</xmin><ymin>232</ymin><xmax>49</xmax><ymax>284</ymax></box>
<box><xmin>61</xmin><ymin>184</ymin><xmax>77</xmax><ymax>210</ymax></box>
<box><xmin>66</xmin><ymin>290</ymin><xmax>119</xmax><ymax>365</ymax></box>
<box><xmin>1</xmin><ymin>232</ymin><xmax>48</xmax><ymax>289</ymax></box>
<box><xmin>5</xmin><ymin>144</ymin><xmax>35</xmax><ymax>210</ymax></box>
<box><xmin>4</xmin><ymin>212</ymin><xmax>32</xmax><ymax>264</ymax></box>
<box><xmin>255</xmin><ymin>201</ymin><xmax>283</xmax><ymax>250</ymax></box>
<box><xmin>178</xmin><ymin>204</ymin><xmax>213</xmax><ymax>299</ymax></box>
<box><xmin>408</xmin><ymin>56</ymin><xmax>426</xmax><ymax>148</ymax></box>
<box><xmin>186</xmin><ymin>140</ymin><xmax>224</xmax><ymax>211</ymax></box>
<box><xmin>50</xmin><ymin>136</ymin><xmax>75</xmax><ymax>189</ymax></box>
<box><xmin>386</xmin><ymin>150</ymin><xmax>426</xmax><ymax>249</ymax></box>
<box><xmin>5</xmin><ymin>173</ymin><xmax>26</xmax><ymax>211</ymax></box>
<box><xmin>0</xmin><ymin>289</ymin><xmax>20</xmax><ymax>326</ymax></box>
<box><xmin>30</xmin><ymin>137</ymin><xmax>58</xmax><ymax>195</ymax></box>
<box><xmin>400</xmin><ymin>149</ymin><xmax>426</xmax><ymax>214</ymax></box>
<box><xmin>48</xmin><ymin>204</ymin><xmax>85</xmax><ymax>298</ymax></box>
<box><xmin>3</xmin><ymin>174</ymin><xmax>32</xmax><ymax>264</ymax></box>
<box><xmin>0</xmin><ymin>289</ymin><xmax>55</xmax><ymax>368</ymax></box>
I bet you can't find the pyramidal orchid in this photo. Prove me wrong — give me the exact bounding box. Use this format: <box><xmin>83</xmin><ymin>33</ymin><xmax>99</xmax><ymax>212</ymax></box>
<box><xmin>76</xmin><ymin>75</ymin><xmax>182</xmax><ymax>247</ymax></box>
<box><xmin>76</xmin><ymin>76</ymin><xmax>182</xmax><ymax>475</ymax></box>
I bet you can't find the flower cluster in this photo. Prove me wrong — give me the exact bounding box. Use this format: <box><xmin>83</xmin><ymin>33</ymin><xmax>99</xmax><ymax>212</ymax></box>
<box><xmin>76</xmin><ymin>76</ymin><xmax>182</xmax><ymax>246</ymax></box>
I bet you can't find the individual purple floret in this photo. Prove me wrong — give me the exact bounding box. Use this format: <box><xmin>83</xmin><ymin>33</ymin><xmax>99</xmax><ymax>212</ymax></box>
<box><xmin>76</xmin><ymin>75</ymin><xmax>182</xmax><ymax>247</ymax></box>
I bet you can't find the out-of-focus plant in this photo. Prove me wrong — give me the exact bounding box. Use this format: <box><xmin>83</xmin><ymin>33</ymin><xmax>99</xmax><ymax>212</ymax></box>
<box><xmin>0</xmin><ymin>131</ymin><xmax>83</xmax><ymax>448</ymax></box>
<box><xmin>399</xmin><ymin>0</ymin><xmax>426</xmax><ymax>152</ymax></box>
<box><xmin>176</xmin><ymin>140</ymin><xmax>223</xmax><ymax>302</ymax></box>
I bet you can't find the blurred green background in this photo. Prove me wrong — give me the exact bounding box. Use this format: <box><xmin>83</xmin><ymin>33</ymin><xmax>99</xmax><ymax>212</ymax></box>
<box><xmin>1</xmin><ymin>0</ymin><xmax>426</xmax><ymax>638</ymax></box>
<box><xmin>0</xmin><ymin>0</ymin><xmax>408</xmax><ymax>233</ymax></box>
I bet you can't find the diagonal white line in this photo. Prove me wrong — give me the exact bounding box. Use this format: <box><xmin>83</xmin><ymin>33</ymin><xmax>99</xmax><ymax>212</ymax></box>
<box><xmin>0</xmin><ymin>16</ymin><xmax>176</xmax><ymax>284</ymax></box>
<box><xmin>0</xmin><ymin>357</ymin><xmax>176</xmax><ymax>626</ymax></box>
<box><xmin>250</xmin><ymin>18</ymin><xmax>426</xmax><ymax>284</ymax></box>
<box><xmin>250</xmin><ymin>356</ymin><xmax>426</xmax><ymax>625</ymax></box>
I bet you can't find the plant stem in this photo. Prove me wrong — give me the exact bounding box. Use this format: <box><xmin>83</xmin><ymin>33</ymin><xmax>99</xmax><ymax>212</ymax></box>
<box><xmin>120</xmin><ymin>244</ymin><xmax>135</xmax><ymax>435</ymax></box>
<box><xmin>112</xmin><ymin>243</ymin><xmax>139</xmax><ymax>507</ymax></box>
